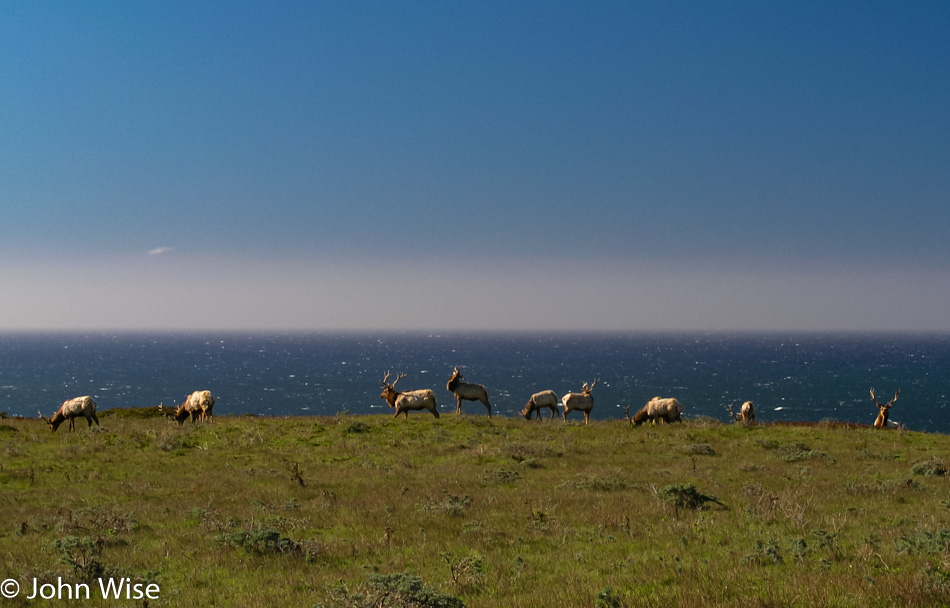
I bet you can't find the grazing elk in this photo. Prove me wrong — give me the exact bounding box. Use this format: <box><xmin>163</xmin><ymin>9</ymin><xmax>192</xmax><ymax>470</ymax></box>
<box><xmin>561</xmin><ymin>379</ymin><xmax>599</xmax><ymax>425</ymax></box>
<box><xmin>871</xmin><ymin>388</ymin><xmax>900</xmax><ymax>429</ymax></box>
<box><xmin>380</xmin><ymin>372</ymin><xmax>440</xmax><ymax>419</ymax></box>
<box><xmin>726</xmin><ymin>401</ymin><xmax>756</xmax><ymax>424</ymax></box>
<box><xmin>446</xmin><ymin>366</ymin><xmax>492</xmax><ymax>417</ymax></box>
<box><xmin>521</xmin><ymin>390</ymin><xmax>559</xmax><ymax>421</ymax></box>
<box><xmin>163</xmin><ymin>390</ymin><xmax>216</xmax><ymax>425</ymax></box>
<box><xmin>39</xmin><ymin>396</ymin><xmax>100</xmax><ymax>432</ymax></box>
<box><xmin>629</xmin><ymin>396</ymin><xmax>684</xmax><ymax>426</ymax></box>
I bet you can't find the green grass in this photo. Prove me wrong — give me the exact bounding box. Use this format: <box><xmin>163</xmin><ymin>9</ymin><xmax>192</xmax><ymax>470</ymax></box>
<box><xmin>3</xmin><ymin>413</ymin><xmax>950</xmax><ymax>607</ymax></box>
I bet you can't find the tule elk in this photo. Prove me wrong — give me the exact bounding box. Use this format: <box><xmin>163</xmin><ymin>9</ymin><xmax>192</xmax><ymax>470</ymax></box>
<box><xmin>164</xmin><ymin>390</ymin><xmax>216</xmax><ymax>425</ymax></box>
<box><xmin>561</xmin><ymin>379</ymin><xmax>598</xmax><ymax>425</ymax></box>
<box><xmin>739</xmin><ymin>400</ymin><xmax>755</xmax><ymax>423</ymax></box>
<box><xmin>40</xmin><ymin>396</ymin><xmax>100</xmax><ymax>432</ymax></box>
<box><xmin>380</xmin><ymin>372</ymin><xmax>440</xmax><ymax>419</ymax></box>
<box><xmin>521</xmin><ymin>390</ymin><xmax>559</xmax><ymax>421</ymax></box>
<box><xmin>726</xmin><ymin>400</ymin><xmax>755</xmax><ymax>424</ymax></box>
<box><xmin>446</xmin><ymin>366</ymin><xmax>492</xmax><ymax>417</ymax></box>
<box><xmin>870</xmin><ymin>388</ymin><xmax>900</xmax><ymax>429</ymax></box>
<box><xmin>630</xmin><ymin>396</ymin><xmax>684</xmax><ymax>426</ymax></box>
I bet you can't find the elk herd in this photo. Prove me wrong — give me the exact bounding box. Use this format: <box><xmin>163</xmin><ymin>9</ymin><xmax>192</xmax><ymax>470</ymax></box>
<box><xmin>35</xmin><ymin>368</ymin><xmax>903</xmax><ymax>431</ymax></box>
<box><xmin>39</xmin><ymin>390</ymin><xmax>217</xmax><ymax>432</ymax></box>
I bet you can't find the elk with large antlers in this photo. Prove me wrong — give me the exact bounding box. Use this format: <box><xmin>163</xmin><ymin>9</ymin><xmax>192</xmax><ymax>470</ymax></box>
<box><xmin>39</xmin><ymin>396</ymin><xmax>100</xmax><ymax>432</ymax></box>
<box><xmin>380</xmin><ymin>372</ymin><xmax>440</xmax><ymax>419</ymax></box>
<box><xmin>561</xmin><ymin>379</ymin><xmax>599</xmax><ymax>425</ymax></box>
<box><xmin>871</xmin><ymin>388</ymin><xmax>900</xmax><ymax>429</ymax></box>
<box><xmin>446</xmin><ymin>366</ymin><xmax>492</xmax><ymax>417</ymax></box>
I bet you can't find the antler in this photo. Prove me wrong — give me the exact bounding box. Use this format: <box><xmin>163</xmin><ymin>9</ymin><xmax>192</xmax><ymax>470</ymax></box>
<box><xmin>382</xmin><ymin>371</ymin><xmax>407</xmax><ymax>388</ymax></box>
<box><xmin>392</xmin><ymin>372</ymin><xmax>407</xmax><ymax>388</ymax></box>
<box><xmin>37</xmin><ymin>410</ymin><xmax>49</xmax><ymax>423</ymax></box>
<box><xmin>583</xmin><ymin>379</ymin><xmax>600</xmax><ymax>393</ymax></box>
<box><xmin>870</xmin><ymin>388</ymin><xmax>900</xmax><ymax>408</ymax></box>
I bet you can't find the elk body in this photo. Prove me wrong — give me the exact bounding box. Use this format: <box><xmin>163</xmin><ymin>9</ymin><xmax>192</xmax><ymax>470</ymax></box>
<box><xmin>446</xmin><ymin>366</ymin><xmax>492</xmax><ymax>417</ymax></box>
<box><xmin>40</xmin><ymin>396</ymin><xmax>99</xmax><ymax>432</ymax></box>
<box><xmin>739</xmin><ymin>401</ymin><xmax>755</xmax><ymax>423</ymax></box>
<box><xmin>726</xmin><ymin>400</ymin><xmax>755</xmax><ymax>424</ymax></box>
<box><xmin>164</xmin><ymin>390</ymin><xmax>216</xmax><ymax>425</ymax></box>
<box><xmin>631</xmin><ymin>396</ymin><xmax>684</xmax><ymax>426</ymax></box>
<box><xmin>871</xmin><ymin>388</ymin><xmax>900</xmax><ymax>429</ymax></box>
<box><xmin>380</xmin><ymin>372</ymin><xmax>440</xmax><ymax>419</ymax></box>
<box><xmin>561</xmin><ymin>379</ymin><xmax>598</xmax><ymax>425</ymax></box>
<box><xmin>521</xmin><ymin>390</ymin><xmax>559</xmax><ymax>420</ymax></box>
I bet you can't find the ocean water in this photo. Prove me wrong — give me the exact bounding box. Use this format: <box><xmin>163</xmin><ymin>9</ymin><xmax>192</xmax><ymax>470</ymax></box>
<box><xmin>1</xmin><ymin>332</ymin><xmax>948</xmax><ymax>433</ymax></box>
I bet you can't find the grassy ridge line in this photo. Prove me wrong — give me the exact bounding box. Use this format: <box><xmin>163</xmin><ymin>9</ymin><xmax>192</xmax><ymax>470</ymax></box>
<box><xmin>2</xmin><ymin>414</ymin><xmax>950</xmax><ymax>607</ymax></box>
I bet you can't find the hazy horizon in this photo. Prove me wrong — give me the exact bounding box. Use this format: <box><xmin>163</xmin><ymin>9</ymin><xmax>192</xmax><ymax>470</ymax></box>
<box><xmin>3</xmin><ymin>2</ymin><xmax>949</xmax><ymax>333</ymax></box>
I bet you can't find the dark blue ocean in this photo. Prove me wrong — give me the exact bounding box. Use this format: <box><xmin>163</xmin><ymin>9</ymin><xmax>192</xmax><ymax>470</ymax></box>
<box><xmin>1</xmin><ymin>332</ymin><xmax>948</xmax><ymax>433</ymax></box>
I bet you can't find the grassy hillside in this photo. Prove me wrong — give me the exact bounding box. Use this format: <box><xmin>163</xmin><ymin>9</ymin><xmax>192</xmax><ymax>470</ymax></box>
<box><xmin>3</xmin><ymin>412</ymin><xmax>950</xmax><ymax>607</ymax></box>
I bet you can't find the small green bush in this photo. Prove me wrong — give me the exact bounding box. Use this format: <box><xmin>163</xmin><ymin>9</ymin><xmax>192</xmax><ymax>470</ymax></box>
<box><xmin>683</xmin><ymin>443</ymin><xmax>716</xmax><ymax>456</ymax></box>
<box><xmin>658</xmin><ymin>483</ymin><xmax>723</xmax><ymax>511</ymax></box>
<box><xmin>781</xmin><ymin>443</ymin><xmax>830</xmax><ymax>462</ymax></box>
<box><xmin>558</xmin><ymin>475</ymin><xmax>629</xmax><ymax>492</ymax></box>
<box><xmin>423</xmin><ymin>492</ymin><xmax>471</xmax><ymax>517</ymax></box>
<box><xmin>320</xmin><ymin>572</ymin><xmax>465</xmax><ymax>608</ymax></box>
<box><xmin>217</xmin><ymin>527</ymin><xmax>301</xmax><ymax>555</ymax></box>
<box><xmin>912</xmin><ymin>458</ymin><xmax>948</xmax><ymax>477</ymax></box>
<box><xmin>53</xmin><ymin>536</ymin><xmax>109</xmax><ymax>581</ymax></box>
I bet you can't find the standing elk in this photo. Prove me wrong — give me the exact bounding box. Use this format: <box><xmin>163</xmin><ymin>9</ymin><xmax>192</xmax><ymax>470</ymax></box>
<box><xmin>521</xmin><ymin>390</ymin><xmax>559</xmax><ymax>421</ymax></box>
<box><xmin>561</xmin><ymin>379</ymin><xmax>598</xmax><ymax>425</ymax></box>
<box><xmin>39</xmin><ymin>396</ymin><xmax>100</xmax><ymax>432</ymax></box>
<box><xmin>380</xmin><ymin>372</ymin><xmax>440</xmax><ymax>419</ymax></box>
<box><xmin>871</xmin><ymin>388</ymin><xmax>900</xmax><ymax>429</ymax></box>
<box><xmin>446</xmin><ymin>366</ymin><xmax>492</xmax><ymax>417</ymax></box>
<box><xmin>628</xmin><ymin>396</ymin><xmax>684</xmax><ymax>426</ymax></box>
<box><xmin>739</xmin><ymin>400</ymin><xmax>755</xmax><ymax>423</ymax></box>
<box><xmin>161</xmin><ymin>390</ymin><xmax>216</xmax><ymax>425</ymax></box>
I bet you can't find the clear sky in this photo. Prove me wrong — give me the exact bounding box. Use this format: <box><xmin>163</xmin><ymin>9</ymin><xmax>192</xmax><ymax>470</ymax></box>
<box><xmin>2</xmin><ymin>1</ymin><xmax>948</xmax><ymax>332</ymax></box>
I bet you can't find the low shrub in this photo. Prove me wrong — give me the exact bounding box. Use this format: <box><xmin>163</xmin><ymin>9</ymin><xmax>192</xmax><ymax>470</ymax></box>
<box><xmin>320</xmin><ymin>572</ymin><xmax>465</xmax><ymax>608</ymax></box>
<box><xmin>658</xmin><ymin>483</ymin><xmax>723</xmax><ymax>511</ymax></box>
<box><xmin>912</xmin><ymin>457</ymin><xmax>948</xmax><ymax>477</ymax></box>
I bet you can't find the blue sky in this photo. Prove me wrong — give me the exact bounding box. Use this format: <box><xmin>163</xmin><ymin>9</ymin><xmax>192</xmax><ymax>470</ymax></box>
<box><xmin>2</xmin><ymin>1</ymin><xmax>948</xmax><ymax>331</ymax></box>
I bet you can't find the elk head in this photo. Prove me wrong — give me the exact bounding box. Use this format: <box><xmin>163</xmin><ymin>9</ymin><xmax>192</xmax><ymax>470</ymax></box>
<box><xmin>871</xmin><ymin>388</ymin><xmax>900</xmax><ymax>429</ymax></box>
<box><xmin>446</xmin><ymin>366</ymin><xmax>464</xmax><ymax>391</ymax></box>
<box><xmin>38</xmin><ymin>410</ymin><xmax>52</xmax><ymax>430</ymax></box>
<box><xmin>379</xmin><ymin>371</ymin><xmax>407</xmax><ymax>407</ymax></box>
<box><xmin>37</xmin><ymin>409</ymin><xmax>61</xmax><ymax>432</ymax></box>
